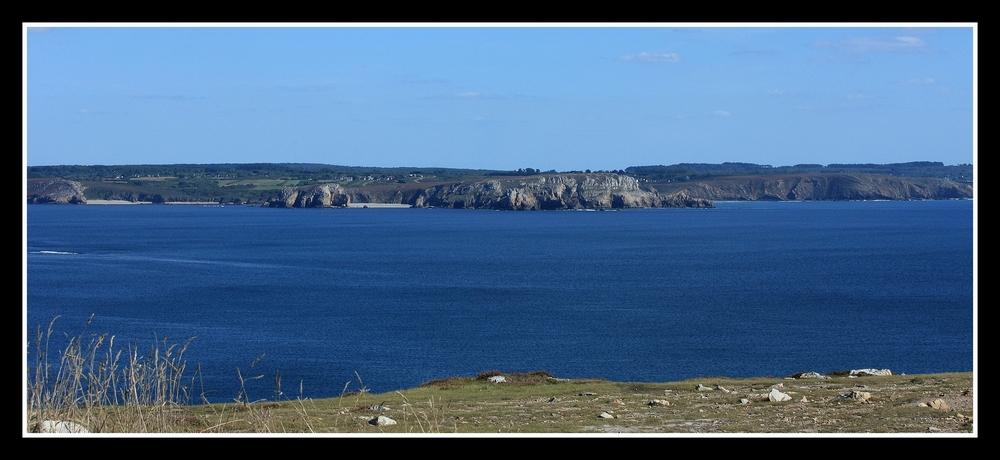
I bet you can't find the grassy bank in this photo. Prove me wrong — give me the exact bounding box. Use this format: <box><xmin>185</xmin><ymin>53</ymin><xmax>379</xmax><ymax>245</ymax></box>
<box><xmin>25</xmin><ymin>319</ymin><xmax>974</xmax><ymax>434</ymax></box>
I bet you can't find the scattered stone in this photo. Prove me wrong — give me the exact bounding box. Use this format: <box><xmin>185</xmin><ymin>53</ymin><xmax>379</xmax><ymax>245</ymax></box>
<box><xmin>849</xmin><ymin>368</ymin><xmax>892</xmax><ymax>377</ymax></box>
<box><xmin>611</xmin><ymin>399</ymin><xmax>625</xmax><ymax>405</ymax></box>
<box><xmin>855</xmin><ymin>384</ymin><xmax>868</xmax><ymax>388</ymax></box>
<box><xmin>488</xmin><ymin>375</ymin><xmax>507</xmax><ymax>383</ymax></box>
<box><xmin>715</xmin><ymin>385</ymin><xmax>730</xmax><ymax>393</ymax></box>
<box><xmin>800</xmin><ymin>396</ymin><xmax>809</xmax><ymax>403</ymax></box>
<box><xmin>35</xmin><ymin>420</ymin><xmax>89</xmax><ymax>433</ymax></box>
<box><xmin>548</xmin><ymin>397</ymin><xmax>560</xmax><ymax>403</ymax></box>
<box><xmin>598</xmin><ymin>412</ymin><xmax>615</xmax><ymax>419</ymax></box>
<box><xmin>929</xmin><ymin>399</ymin><xmax>951</xmax><ymax>410</ymax></box>
<box><xmin>771</xmin><ymin>383</ymin><xmax>784</xmax><ymax>389</ymax></box>
<box><xmin>579</xmin><ymin>392</ymin><xmax>596</xmax><ymax>396</ymax></box>
<box><xmin>767</xmin><ymin>388</ymin><xmax>792</xmax><ymax>402</ymax></box>
<box><xmin>369</xmin><ymin>415</ymin><xmax>397</xmax><ymax>426</ymax></box>
<box><xmin>739</xmin><ymin>398</ymin><xmax>751</xmax><ymax>405</ymax></box>
<box><xmin>648</xmin><ymin>399</ymin><xmax>669</xmax><ymax>407</ymax></box>
<box><xmin>696</xmin><ymin>384</ymin><xmax>712</xmax><ymax>391</ymax></box>
<box><xmin>839</xmin><ymin>391</ymin><xmax>872</xmax><ymax>402</ymax></box>
<box><xmin>793</xmin><ymin>372</ymin><xmax>829</xmax><ymax>380</ymax></box>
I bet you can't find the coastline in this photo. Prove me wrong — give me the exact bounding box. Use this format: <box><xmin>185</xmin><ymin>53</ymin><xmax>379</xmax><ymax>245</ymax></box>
<box><xmin>86</xmin><ymin>200</ymin><xmax>223</xmax><ymax>205</ymax></box>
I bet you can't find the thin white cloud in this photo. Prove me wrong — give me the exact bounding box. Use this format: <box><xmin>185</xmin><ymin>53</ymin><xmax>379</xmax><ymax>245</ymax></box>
<box><xmin>620</xmin><ymin>52</ymin><xmax>682</xmax><ymax>63</ymax></box>
<box><xmin>133</xmin><ymin>94</ymin><xmax>199</xmax><ymax>101</ymax></box>
<box><xmin>401</xmin><ymin>74</ymin><xmax>448</xmax><ymax>85</ymax></box>
<box><xmin>817</xmin><ymin>36</ymin><xmax>930</xmax><ymax>53</ymax></box>
<box><xmin>765</xmin><ymin>89</ymin><xmax>783</xmax><ymax>96</ymax></box>
<box><xmin>429</xmin><ymin>91</ymin><xmax>501</xmax><ymax>101</ymax></box>
<box><xmin>846</xmin><ymin>93</ymin><xmax>876</xmax><ymax>100</ymax></box>
<box><xmin>278</xmin><ymin>85</ymin><xmax>338</xmax><ymax>92</ymax></box>
<box><xmin>714</xmin><ymin>110</ymin><xmax>732</xmax><ymax>117</ymax></box>
<box><xmin>730</xmin><ymin>49</ymin><xmax>776</xmax><ymax>58</ymax></box>
<box><xmin>899</xmin><ymin>78</ymin><xmax>936</xmax><ymax>85</ymax></box>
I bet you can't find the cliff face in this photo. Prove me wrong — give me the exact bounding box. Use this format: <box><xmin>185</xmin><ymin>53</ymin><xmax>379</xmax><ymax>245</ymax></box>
<box><xmin>656</xmin><ymin>174</ymin><xmax>972</xmax><ymax>201</ymax></box>
<box><xmin>270</xmin><ymin>183</ymin><xmax>351</xmax><ymax>208</ymax></box>
<box><xmin>27</xmin><ymin>178</ymin><xmax>87</xmax><ymax>204</ymax></box>
<box><xmin>412</xmin><ymin>174</ymin><xmax>712</xmax><ymax>210</ymax></box>
<box><xmin>269</xmin><ymin>174</ymin><xmax>714</xmax><ymax>210</ymax></box>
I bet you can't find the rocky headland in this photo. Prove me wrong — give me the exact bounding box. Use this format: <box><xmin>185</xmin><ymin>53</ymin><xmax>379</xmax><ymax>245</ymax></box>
<box><xmin>27</xmin><ymin>178</ymin><xmax>87</xmax><ymax>204</ymax></box>
<box><xmin>269</xmin><ymin>173</ymin><xmax>715</xmax><ymax>210</ymax></box>
<box><xmin>653</xmin><ymin>173</ymin><xmax>972</xmax><ymax>202</ymax></box>
<box><xmin>27</xmin><ymin>171</ymin><xmax>973</xmax><ymax>207</ymax></box>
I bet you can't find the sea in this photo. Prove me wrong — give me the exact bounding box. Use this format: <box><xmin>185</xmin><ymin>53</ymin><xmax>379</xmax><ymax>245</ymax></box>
<box><xmin>25</xmin><ymin>200</ymin><xmax>975</xmax><ymax>403</ymax></box>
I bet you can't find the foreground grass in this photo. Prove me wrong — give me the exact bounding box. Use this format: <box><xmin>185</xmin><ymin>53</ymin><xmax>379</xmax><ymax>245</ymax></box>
<box><xmin>26</xmin><ymin>318</ymin><xmax>973</xmax><ymax>434</ymax></box>
<box><xmin>28</xmin><ymin>370</ymin><xmax>974</xmax><ymax>434</ymax></box>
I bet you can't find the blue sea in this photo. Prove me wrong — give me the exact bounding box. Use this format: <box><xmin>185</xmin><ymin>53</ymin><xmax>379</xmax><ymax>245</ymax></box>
<box><xmin>26</xmin><ymin>201</ymin><xmax>974</xmax><ymax>403</ymax></box>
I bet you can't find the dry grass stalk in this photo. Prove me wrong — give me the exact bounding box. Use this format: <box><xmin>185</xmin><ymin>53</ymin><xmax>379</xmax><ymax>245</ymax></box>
<box><xmin>27</xmin><ymin>316</ymin><xmax>198</xmax><ymax>433</ymax></box>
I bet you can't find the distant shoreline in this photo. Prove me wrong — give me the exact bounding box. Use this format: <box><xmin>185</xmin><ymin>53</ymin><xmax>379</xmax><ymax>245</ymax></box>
<box><xmin>86</xmin><ymin>200</ymin><xmax>222</xmax><ymax>205</ymax></box>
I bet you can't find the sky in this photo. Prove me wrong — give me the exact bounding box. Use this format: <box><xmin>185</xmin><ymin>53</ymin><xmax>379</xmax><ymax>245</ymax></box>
<box><xmin>23</xmin><ymin>24</ymin><xmax>976</xmax><ymax>171</ymax></box>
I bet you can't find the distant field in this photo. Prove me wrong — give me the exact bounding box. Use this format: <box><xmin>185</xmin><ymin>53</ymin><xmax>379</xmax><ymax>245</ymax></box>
<box><xmin>127</xmin><ymin>176</ymin><xmax>177</xmax><ymax>181</ymax></box>
<box><xmin>216</xmin><ymin>179</ymin><xmax>291</xmax><ymax>189</ymax></box>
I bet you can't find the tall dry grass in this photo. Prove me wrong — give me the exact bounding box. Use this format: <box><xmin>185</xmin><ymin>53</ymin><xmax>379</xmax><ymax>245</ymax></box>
<box><xmin>26</xmin><ymin>315</ymin><xmax>198</xmax><ymax>432</ymax></box>
<box><xmin>25</xmin><ymin>315</ymin><xmax>303</xmax><ymax>433</ymax></box>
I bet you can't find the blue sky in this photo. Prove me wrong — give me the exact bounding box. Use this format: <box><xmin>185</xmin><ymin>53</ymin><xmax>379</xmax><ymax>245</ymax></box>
<box><xmin>23</xmin><ymin>24</ymin><xmax>976</xmax><ymax>171</ymax></box>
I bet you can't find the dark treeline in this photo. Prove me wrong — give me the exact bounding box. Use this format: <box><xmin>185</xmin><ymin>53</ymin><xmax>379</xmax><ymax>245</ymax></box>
<box><xmin>27</xmin><ymin>163</ymin><xmax>496</xmax><ymax>182</ymax></box>
<box><xmin>625</xmin><ymin>161</ymin><xmax>972</xmax><ymax>183</ymax></box>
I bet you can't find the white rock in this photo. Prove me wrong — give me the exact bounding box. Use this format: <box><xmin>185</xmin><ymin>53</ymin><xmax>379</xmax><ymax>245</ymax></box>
<box><xmin>795</xmin><ymin>372</ymin><xmax>829</xmax><ymax>379</ymax></box>
<box><xmin>369</xmin><ymin>415</ymin><xmax>397</xmax><ymax>426</ymax></box>
<box><xmin>489</xmin><ymin>375</ymin><xmax>507</xmax><ymax>383</ymax></box>
<box><xmin>929</xmin><ymin>399</ymin><xmax>951</xmax><ymax>410</ymax></box>
<box><xmin>838</xmin><ymin>390</ymin><xmax>872</xmax><ymax>402</ymax></box>
<box><xmin>35</xmin><ymin>420</ymin><xmax>88</xmax><ymax>433</ymax></box>
<box><xmin>767</xmin><ymin>388</ymin><xmax>792</xmax><ymax>402</ymax></box>
<box><xmin>850</xmin><ymin>368</ymin><xmax>892</xmax><ymax>377</ymax></box>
